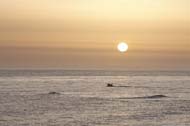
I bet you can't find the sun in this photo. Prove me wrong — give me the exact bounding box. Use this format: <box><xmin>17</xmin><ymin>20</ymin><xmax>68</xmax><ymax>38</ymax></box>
<box><xmin>117</xmin><ymin>42</ymin><xmax>128</xmax><ymax>53</ymax></box>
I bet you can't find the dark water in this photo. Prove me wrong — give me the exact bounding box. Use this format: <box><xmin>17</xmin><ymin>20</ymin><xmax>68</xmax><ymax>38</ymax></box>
<box><xmin>0</xmin><ymin>70</ymin><xmax>190</xmax><ymax>126</ymax></box>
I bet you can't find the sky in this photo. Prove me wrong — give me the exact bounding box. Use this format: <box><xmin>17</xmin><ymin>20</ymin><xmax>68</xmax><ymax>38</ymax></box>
<box><xmin>0</xmin><ymin>0</ymin><xmax>189</xmax><ymax>70</ymax></box>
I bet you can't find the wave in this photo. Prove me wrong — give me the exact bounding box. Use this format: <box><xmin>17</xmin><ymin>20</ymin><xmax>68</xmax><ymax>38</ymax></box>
<box><xmin>119</xmin><ymin>95</ymin><xmax>168</xmax><ymax>99</ymax></box>
<box><xmin>107</xmin><ymin>85</ymin><xmax>166</xmax><ymax>89</ymax></box>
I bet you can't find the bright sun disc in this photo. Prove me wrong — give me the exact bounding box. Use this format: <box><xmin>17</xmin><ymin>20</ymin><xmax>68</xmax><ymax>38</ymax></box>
<box><xmin>117</xmin><ymin>42</ymin><xmax>128</xmax><ymax>52</ymax></box>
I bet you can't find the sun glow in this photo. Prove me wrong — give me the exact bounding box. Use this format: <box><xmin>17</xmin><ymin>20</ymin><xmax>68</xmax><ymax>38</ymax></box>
<box><xmin>117</xmin><ymin>42</ymin><xmax>128</xmax><ymax>53</ymax></box>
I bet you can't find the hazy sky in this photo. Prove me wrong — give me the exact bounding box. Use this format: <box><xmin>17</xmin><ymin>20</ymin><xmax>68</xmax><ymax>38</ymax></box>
<box><xmin>0</xmin><ymin>0</ymin><xmax>189</xmax><ymax>70</ymax></box>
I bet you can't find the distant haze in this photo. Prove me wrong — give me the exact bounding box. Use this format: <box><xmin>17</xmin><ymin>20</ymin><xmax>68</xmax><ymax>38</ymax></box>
<box><xmin>0</xmin><ymin>0</ymin><xmax>189</xmax><ymax>70</ymax></box>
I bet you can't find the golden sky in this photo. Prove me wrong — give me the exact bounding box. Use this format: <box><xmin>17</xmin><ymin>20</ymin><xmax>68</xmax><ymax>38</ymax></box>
<box><xmin>0</xmin><ymin>0</ymin><xmax>189</xmax><ymax>70</ymax></box>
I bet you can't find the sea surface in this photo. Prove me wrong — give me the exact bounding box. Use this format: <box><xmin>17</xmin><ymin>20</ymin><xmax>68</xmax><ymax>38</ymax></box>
<box><xmin>0</xmin><ymin>70</ymin><xmax>190</xmax><ymax>126</ymax></box>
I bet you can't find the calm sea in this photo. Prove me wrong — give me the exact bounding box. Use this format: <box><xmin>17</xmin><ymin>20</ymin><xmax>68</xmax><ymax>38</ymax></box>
<box><xmin>0</xmin><ymin>70</ymin><xmax>190</xmax><ymax>126</ymax></box>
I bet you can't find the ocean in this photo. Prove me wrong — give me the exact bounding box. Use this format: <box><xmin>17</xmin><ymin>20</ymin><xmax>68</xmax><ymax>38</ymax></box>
<box><xmin>0</xmin><ymin>70</ymin><xmax>190</xmax><ymax>126</ymax></box>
